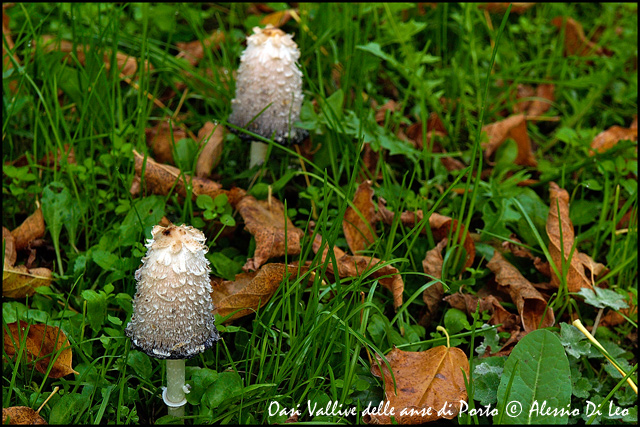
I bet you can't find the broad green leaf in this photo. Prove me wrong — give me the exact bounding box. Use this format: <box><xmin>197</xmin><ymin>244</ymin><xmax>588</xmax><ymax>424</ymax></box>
<box><xmin>558</xmin><ymin>323</ymin><xmax>591</xmax><ymax>359</ymax></box>
<box><xmin>81</xmin><ymin>289</ymin><xmax>108</xmax><ymax>332</ymax></box>
<box><xmin>207</xmin><ymin>251</ymin><xmax>243</xmax><ymax>281</ymax></box>
<box><xmin>186</xmin><ymin>367</ymin><xmax>218</xmax><ymax>405</ymax></box>
<box><xmin>41</xmin><ymin>181</ymin><xmax>72</xmax><ymax>251</ymax></box>
<box><xmin>496</xmin><ymin>329</ymin><xmax>572</xmax><ymax>424</ymax></box>
<box><xmin>126</xmin><ymin>350</ymin><xmax>153</xmax><ymax>379</ymax></box>
<box><xmin>473</xmin><ymin>356</ymin><xmax>505</xmax><ymax>406</ymax></box>
<box><xmin>48</xmin><ymin>393</ymin><xmax>90</xmax><ymax>424</ymax></box>
<box><xmin>204</xmin><ymin>371</ymin><xmax>242</xmax><ymax>408</ymax></box>
<box><xmin>577</xmin><ymin>287</ymin><xmax>629</xmax><ymax>311</ymax></box>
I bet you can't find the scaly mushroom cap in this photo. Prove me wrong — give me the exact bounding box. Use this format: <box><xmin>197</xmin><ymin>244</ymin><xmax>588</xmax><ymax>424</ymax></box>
<box><xmin>228</xmin><ymin>25</ymin><xmax>306</xmax><ymax>144</ymax></box>
<box><xmin>125</xmin><ymin>224</ymin><xmax>219</xmax><ymax>359</ymax></box>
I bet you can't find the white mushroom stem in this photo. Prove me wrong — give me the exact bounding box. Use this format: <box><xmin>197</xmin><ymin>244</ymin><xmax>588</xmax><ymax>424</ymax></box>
<box><xmin>250</xmin><ymin>140</ymin><xmax>269</xmax><ymax>168</ymax></box>
<box><xmin>164</xmin><ymin>359</ymin><xmax>187</xmax><ymax>419</ymax></box>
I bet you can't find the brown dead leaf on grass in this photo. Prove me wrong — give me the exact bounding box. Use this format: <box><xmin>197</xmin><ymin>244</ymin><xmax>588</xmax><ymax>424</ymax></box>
<box><xmin>3</xmin><ymin>226</ymin><xmax>17</xmax><ymax>267</ymax></box>
<box><xmin>312</xmin><ymin>233</ymin><xmax>404</xmax><ymax>310</ymax></box>
<box><xmin>3</xmin><ymin>4</ymin><xmax>20</xmax><ymax>93</ymax></box>
<box><xmin>211</xmin><ymin>263</ymin><xmax>305</xmax><ymax>322</ymax></box>
<box><xmin>420</xmin><ymin>239</ymin><xmax>447</xmax><ymax>328</ymax></box>
<box><xmin>513</xmin><ymin>83</ymin><xmax>555</xmax><ymax>117</ymax></box>
<box><xmin>3</xmin><ymin>265</ymin><xmax>53</xmax><ymax>299</ymax></box>
<box><xmin>444</xmin><ymin>293</ymin><xmax>520</xmax><ymax>332</ymax></box>
<box><xmin>487</xmin><ymin>251</ymin><xmax>555</xmax><ymax>332</ymax></box>
<box><xmin>366</xmin><ymin>346</ymin><xmax>470</xmax><ymax>424</ymax></box>
<box><xmin>479</xmin><ymin>3</ymin><xmax>536</xmax><ymax>14</ymax></box>
<box><xmin>11</xmin><ymin>206</ymin><xmax>45</xmax><ymax>251</ymax></box>
<box><xmin>39</xmin><ymin>36</ymin><xmax>152</xmax><ymax>77</ymax></box>
<box><xmin>260</xmin><ymin>9</ymin><xmax>294</xmax><ymax>27</ymax></box>
<box><xmin>145</xmin><ymin>120</ymin><xmax>187</xmax><ymax>165</ymax></box>
<box><xmin>176</xmin><ymin>30</ymin><xmax>225</xmax><ymax>67</ymax></box>
<box><xmin>237</xmin><ymin>195</ymin><xmax>305</xmax><ymax>272</ymax></box>
<box><xmin>4</xmin><ymin>321</ymin><xmax>78</xmax><ymax>378</ymax></box>
<box><xmin>379</xmin><ymin>202</ymin><xmax>476</xmax><ymax>270</ymax></box>
<box><xmin>2</xmin><ymin>407</ymin><xmax>47</xmax><ymax>425</ymax></box>
<box><xmin>195</xmin><ymin>122</ymin><xmax>225</xmax><ymax>178</ymax></box>
<box><xmin>551</xmin><ymin>16</ymin><xmax>610</xmax><ymax>57</ymax></box>
<box><xmin>589</xmin><ymin>122</ymin><xmax>638</xmax><ymax>155</ymax></box>
<box><xmin>482</xmin><ymin>114</ymin><xmax>537</xmax><ymax>167</ymax></box>
<box><xmin>343</xmin><ymin>180</ymin><xmax>378</xmax><ymax>254</ymax></box>
<box><xmin>133</xmin><ymin>149</ymin><xmax>225</xmax><ymax>200</ymax></box>
<box><xmin>547</xmin><ymin>182</ymin><xmax>592</xmax><ymax>292</ymax></box>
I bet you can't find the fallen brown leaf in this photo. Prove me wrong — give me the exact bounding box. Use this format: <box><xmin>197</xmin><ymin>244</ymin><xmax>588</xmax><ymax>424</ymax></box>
<box><xmin>547</xmin><ymin>182</ymin><xmax>592</xmax><ymax>292</ymax></box>
<box><xmin>312</xmin><ymin>233</ymin><xmax>404</xmax><ymax>310</ymax></box>
<box><xmin>551</xmin><ymin>16</ymin><xmax>608</xmax><ymax>57</ymax></box>
<box><xmin>176</xmin><ymin>30</ymin><xmax>225</xmax><ymax>67</ymax></box>
<box><xmin>589</xmin><ymin>124</ymin><xmax>637</xmax><ymax>155</ymax></box>
<box><xmin>482</xmin><ymin>114</ymin><xmax>537</xmax><ymax>167</ymax></box>
<box><xmin>10</xmin><ymin>207</ymin><xmax>45</xmax><ymax>251</ymax></box>
<box><xmin>237</xmin><ymin>195</ymin><xmax>305</xmax><ymax>272</ymax></box>
<box><xmin>487</xmin><ymin>251</ymin><xmax>555</xmax><ymax>332</ymax></box>
<box><xmin>4</xmin><ymin>321</ymin><xmax>78</xmax><ymax>378</ymax></box>
<box><xmin>133</xmin><ymin>149</ymin><xmax>224</xmax><ymax>200</ymax></box>
<box><xmin>420</xmin><ymin>239</ymin><xmax>447</xmax><ymax>328</ymax></box>
<box><xmin>367</xmin><ymin>346</ymin><xmax>470</xmax><ymax>424</ymax></box>
<box><xmin>343</xmin><ymin>180</ymin><xmax>378</xmax><ymax>254</ymax></box>
<box><xmin>2</xmin><ymin>3</ymin><xmax>20</xmax><ymax>93</ymax></box>
<box><xmin>479</xmin><ymin>3</ymin><xmax>535</xmax><ymax>14</ymax></box>
<box><xmin>378</xmin><ymin>202</ymin><xmax>476</xmax><ymax>269</ymax></box>
<box><xmin>39</xmin><ymin>35</ymin><xmax>152</xmax><ymax>77</ymax></box>
<box><xmin>3</xmin><ymin>226</ymin><xmax>17</xmax><ymax>267</ymax></box>
<box><xmin>444</xmin><ymin>293</ymin><xmax>519</xmax><ymax>332</ymax></box>
<box><xmin>260</xmin><ymin>9</ymin><xmax>294</xmax><ymax>27</ymax></box>
<box><xmin>2</xmin><ymin>407</ymin><xmax>47</xmax><ymax>425</ymax></box>
<box><xmin>211</xmin><ymin>263</ymin><xmax>304</xmax><ymax>322</ymax></box>
<box><xmin>195</xmin><ymin>122</ymin><xmax>225</xmax><ymax>178</ymax></box>
<box><xmin>3</xmin><ymin>265</ymin><xmax>53</xmax><ymax>298</ymax></box>
<box><xmin>145</xmin><ymin>120</ymin><xmax>187</xmax><ymax>164</ymax></box>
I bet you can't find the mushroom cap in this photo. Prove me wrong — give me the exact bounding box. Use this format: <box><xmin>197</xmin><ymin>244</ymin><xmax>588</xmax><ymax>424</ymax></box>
<box><xmin>228</xmin><ymin>25</ymin><xmax>307</xmax><ymax>145</ymax></box>
<box><xmin>125</xmin><ymin>224</ymin><xmax>219</xmax><ymax>359</ymax></box>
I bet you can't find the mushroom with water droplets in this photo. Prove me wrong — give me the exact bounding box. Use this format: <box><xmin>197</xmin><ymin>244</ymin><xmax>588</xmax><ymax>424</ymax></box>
<box><xmin>125</xmin><ymin>224</ymin><xmax>219</xmax><ymax>419</ymax></box>
<box><xmin>228</xmin><ymin>25</ymin><xmax>306</xmax><ymax>167</ymax></box>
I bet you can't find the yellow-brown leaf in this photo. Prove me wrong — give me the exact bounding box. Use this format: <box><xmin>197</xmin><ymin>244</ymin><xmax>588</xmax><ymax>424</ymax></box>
<box><xmin>2</xmin><ymin>407</ymin><xmax>47</xmax><ymax>425</ymax></box>
<box><xmin>3</xmin><ymin>265</ymin><xmax>53</xmax><ymax>298</ymax></box>
<box><xmin>367</xmin><ymin>346</ymin><xmax>470</xmax><ymax>424</ymax></box>
<box><xmin>4</xmin><ymin>321</ymin><xmax>78</xmax><ymax>378</ymax></box>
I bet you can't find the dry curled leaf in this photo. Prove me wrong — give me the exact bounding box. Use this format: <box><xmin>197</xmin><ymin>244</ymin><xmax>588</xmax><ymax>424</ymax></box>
<box><xmin>366</xmin><ymin>346</ymin><xmax>470</xmax><ymax>424</ymax></box>
<box><xmin>3</xmin><ymin>226</ymin><xmax>17</xmax><ymax>267</ymax></box>
<box><xmin>3</xmin><ymin>265</ymin><xmax>53</xmax><ymax>298</ymax></box>
<box><xmin>378</xmin><ymin>202</ymin><xmax>476</xmax><ymax>269</ymax></box>
<box><xmin>551</xmin><ymin>16</ymin><xmax>609</xmax><ymax>57</ymax></box>
<box><xmin>11</xmin><ymin>207</ymin><xmax>45</xmax><ymax>251</ymax></box>
<box><xmin>133</xmin><ymin>149</ymin><xmax>224</xmax><ymax>200</ymax></box>
<box><xmin>4</xmin><ymin>321</ymin><xmax>78</xmax><ymax>378</ymax></box>
<box><xmin>589</xmin><ymin>124</ymin><xmax>637</xmax><ymax>155</ymax></box>
<box><xmin>176</xmin><ymin>30</ymin><xmax>225</xmax><ymax>67</ymax></box>
<box><xmin>260</xmin><ymin>9</ymin><xmax>294</xmax><ymax>27</ymax></box>
<box><xmin>312</xmin><ymin>233</ymin><xmax>404</xmax><ymax>310</ymax></box>
<box><xmin>444</xmin><ymin>293</ymin><xmax>519</xmax><ymax>332</ymax></box>
<box><xmin>547</xmin><ymin>182</ymin><xmax>592</xmax><ymax>292</ymax></box>
<box><xmin>144</xmin><ymin>120</ymin><xmax>187</xmax><ymax>165</ymax></box>
<box><xmin>39</xmin><ymin>35</ymin><xmax>152</xmax><ymax>77</ymax></box>
<box><xmin>482</xmin><ymin>114</ymin><xmax>537</xmax><ymax>167</ymax></box>
<box><xmin>237</xmin><ymin>195</ymin><xmax>305</xmax><ymax>272</ymax></box>
<box><xmin>195</xmin><ymin>122</ymin><xmax>225</xmax><ymax>178</ymax></box>
<box><xmin>212</xmin><ymin>263</ymin><xmax>304</xmax><ymax>322</ymax></box>
<box><xmin>487</xmin><ymin>251</ymin><xmax>555</xmax><ymax>332</ymax></box>
<box><xmin>343</xmin><ymin>180</ymin><xmax>378</xmax><ymax>254</ymax></box>
<box><xmin>420</xmin><ymin>239</ymin><xmax>447</xmax><ymax>328</ymax></box>
<box><xmin>2</xmin><ymin>407</ymin><xmax>47</xmax><ymax>425</ymax></box>
<box><xmin>479</xmin><ymin>3</ymin><xmax>535</xmax><ymax>14</ymax></box>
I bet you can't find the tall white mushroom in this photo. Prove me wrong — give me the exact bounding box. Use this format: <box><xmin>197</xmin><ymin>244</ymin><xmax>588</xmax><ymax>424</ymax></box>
<box><xmin>228</xmin><ymin>25</ymin><xmax>306</xmax><ymax>168</ymax></box>
<box><xmin>125</xmin><ymin>224</ymin><xmax>219</xmax><ymax>419</ymax></box>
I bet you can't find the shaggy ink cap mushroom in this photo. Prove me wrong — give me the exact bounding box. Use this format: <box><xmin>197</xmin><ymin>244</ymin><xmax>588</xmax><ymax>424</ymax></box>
<box><xmin>228</xmin><ymin>25</ymin><xmax>307</xmax><ymax>146</ymax></box>
<box><xmin>125</xmin><ymin>224</ymin><xmax>219</xmax><ymax>360</ymax></box>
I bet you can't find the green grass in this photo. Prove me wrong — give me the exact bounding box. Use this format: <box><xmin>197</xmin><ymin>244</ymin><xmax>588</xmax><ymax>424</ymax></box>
<box><xmin>3</xmin><ymin>3</ymin><xmax>637</xmax><ymax>425</ymax></box>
